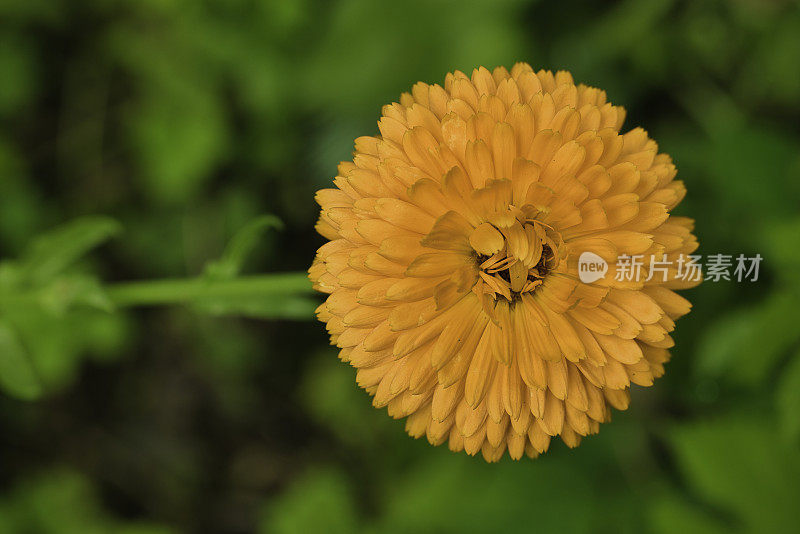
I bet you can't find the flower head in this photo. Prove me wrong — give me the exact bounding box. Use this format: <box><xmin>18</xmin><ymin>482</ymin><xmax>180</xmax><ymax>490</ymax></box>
<box><xmin>309</xmin><ymin>64</ymin><xmax>699</xmax><ymax>462</ymax></box>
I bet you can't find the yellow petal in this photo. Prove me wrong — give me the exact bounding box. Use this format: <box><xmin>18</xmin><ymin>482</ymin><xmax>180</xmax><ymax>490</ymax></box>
<box><xmin>565</xmin><ymin>364</ymin><xmax>589</xmax><ymax>412</ymax></box>
<box><xmin>374</xmin><ymin>198</ymin><xmax>436</xmax><ymax>234</ymax></box>
<box><xmin>607</xmin><ymin>289</ymin><xmax>663</xmax><ymax>324</ymax></box>
<box><xmin>464</xmin><ymin>139</ymin><xmax>494</xmax><ymax>189</ymax></box>
<box><xmin>539</xmin><ymin>302</ymin><xmax>586</xmax><ymax>362</ymax></box>
<box><xmin>469</xmin><ymin>222</ymin><xmax>504</xmax><ymax>256</ymax></box>
<box><xmin>464</xmin><ymin>327</ymin><xmax>497</xmax><ymax>407</ymax></box>
<box><xmin>594</xmin><ymin>333</ymin><xmax>643</xmax><ymax>365</ymax></box>
<box><xmin>546</xmin><ymin>358</ymin><xmax>568</xmax><ymax>400</ymax></box>
<box><xmin>491</xmin><ymin>122</ymin><xmax>516</xmax><ymax>180</ymax></box>
<box><xmin>421</xmin><ymin>211</ymin><xmax>473</xmax><ymax>252</ymax></box>
<box><xmin>431</xmin><ymin>383</ymin><xmax>462</xmax><ymax>422</ymax></box>
<box><xmin>430</xmin><ymin>296</ymin><xmax>481</xmax><ymax>367</ymax></box>
<box><xmin>405</xmin><ymin>252</ymin><xmax>470</xmax><ymax>277</ymax></box>
<box><xmin>539</xmin><ymin>391</ymin><xmax>564</xmax><ymax>436</ymax></box>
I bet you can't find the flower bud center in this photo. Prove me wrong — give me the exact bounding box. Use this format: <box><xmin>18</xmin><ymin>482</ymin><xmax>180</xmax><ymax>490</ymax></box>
<box><xmin>473</xmin><ymin>218</ymin><xmax>563</xmax><ymax>301</ymax></box>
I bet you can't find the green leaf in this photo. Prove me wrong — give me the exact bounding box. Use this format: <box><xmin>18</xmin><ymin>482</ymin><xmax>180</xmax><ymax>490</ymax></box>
<box><xmin>300</xmin><ymin>353</ymin><xmax>392</xmax><ymax>447</ymax></box>
<box><xmin>649</xmin><ymin>493</ymin><xmax>730</xmax><ymax>534</ymax></box>
<box><xmin>1</xmin><ymin>305</ymin><xmax>129</xmax><ymax>396</ymax></box>
<box><xmin>0</xmin><ymin>320</ymin><xmax>43</xmax><ymax>400</ymax></box>
<box><xmin>39</xmin><ymin>275</ymin><xmax>115</xmax><ymax>315</ymax></box>
<box><xmin>0</xmin><ymin>468</ymin><xmax>176</xmax><ymax>533</ymax></box>
<box><xmin>20</xmin><ymin>217</ymin><xmax>121</xmax><ymax>285</ymax></box>
<box><xmin>695</xmin><ymin>291</ymin><xmax>800</xmax><ymax>387</ymax></box>
<box><xmin>669</xmin><ymin>415</ymin><xmax>800</xmax><ymax>532</ymax></box>
<box><xmin>128</xmin><ymin>81</ymin><xmax>228</xmax><ymax>203</ymax></box>
<box><xmin>764</xmin><ymin>218</ymin><xmax>800</xmax><ymax>288</ymax></box>
<box><xmin>0</xmin><ymin>261</ymin><xmax>23</xmax><ymax>292</ymax></box>
<box><xmin>738</xmin><ymin>12</ymin><xmax>800</xmax><ymax>108</ymax></box>
<box><xmin>777</xmin><ymin>349</ymin><xmax>800</xmax><ymax>442</ymax></box>
<box><xmin>205</xmin><ymin>215</ymin><xmax>283</xmax><ymax>279</ymax></box>
<box><xmin>197</xmin><ymin>215</ymin><xmax>305</xmax><ymax>319</ymax></box>
<box><xmin>374</xmin><ymin>454</ymin><xmax>599</xmax><ymax>534</ymax></box>
<box><xmin>259</xmin><ymin>468</ymin><xmax>360</xmax><ymax>534</ymax></box>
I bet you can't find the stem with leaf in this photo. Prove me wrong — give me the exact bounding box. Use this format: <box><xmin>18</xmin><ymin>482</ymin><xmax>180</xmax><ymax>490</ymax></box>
<box><xmin>0</xmin><ymin>215</ymin><xmax>319</xmax><ymax>400</ymax></box>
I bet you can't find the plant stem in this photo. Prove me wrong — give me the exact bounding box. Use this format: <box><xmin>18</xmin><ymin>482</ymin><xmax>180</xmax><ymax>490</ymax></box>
<box><xmin>106</xmin><ymin>272</ymin><xmax>314</xmax><ymax>307</ymax></box>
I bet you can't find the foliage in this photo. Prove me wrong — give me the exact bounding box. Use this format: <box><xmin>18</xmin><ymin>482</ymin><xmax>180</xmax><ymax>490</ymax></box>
<box><xmin>0</xmin><ymin>469</ymin><xmax>173</xmax><ymax>534</ymax></box>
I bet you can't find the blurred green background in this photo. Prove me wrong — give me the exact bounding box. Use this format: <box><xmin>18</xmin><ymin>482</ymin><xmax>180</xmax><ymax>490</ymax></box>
<box><xmin>1</xmin><ymin>0</ymin><xmax>800</xmax><ymax>532</ymax></box>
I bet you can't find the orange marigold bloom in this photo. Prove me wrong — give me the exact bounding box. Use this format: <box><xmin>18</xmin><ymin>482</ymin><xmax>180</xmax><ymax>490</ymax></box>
<box><xmin>309</xmin><ymin>63</ymin><xmax>699</xmax><ymax>462</ymax></box>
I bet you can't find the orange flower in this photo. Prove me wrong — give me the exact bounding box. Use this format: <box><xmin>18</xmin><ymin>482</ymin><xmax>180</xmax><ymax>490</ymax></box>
<box><xmin>309</xmin><ymin>64</ymin><xmax>699</xmax><ymax>461</ymax></box>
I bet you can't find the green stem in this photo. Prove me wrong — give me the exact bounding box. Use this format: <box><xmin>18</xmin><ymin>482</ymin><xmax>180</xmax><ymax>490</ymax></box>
<box><xmin>106</xmin><ymin>272</ymin><xmax>314</xmax><ymax>307</ymax></box>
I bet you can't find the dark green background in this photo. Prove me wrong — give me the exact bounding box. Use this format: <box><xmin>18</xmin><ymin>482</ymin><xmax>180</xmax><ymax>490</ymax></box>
<box><xmin>1</xmin><ymin>0</ymin><xmax>800</xmax><ymax>532</ymax></box>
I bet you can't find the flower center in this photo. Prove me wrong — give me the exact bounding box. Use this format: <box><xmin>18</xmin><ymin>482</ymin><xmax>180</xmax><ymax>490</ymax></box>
<box><xmin>469</xmin><ymin>216</ymin><xmax>563</xmax><ymax>302</ymax></box>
